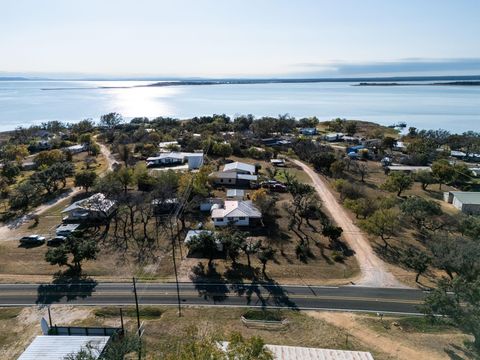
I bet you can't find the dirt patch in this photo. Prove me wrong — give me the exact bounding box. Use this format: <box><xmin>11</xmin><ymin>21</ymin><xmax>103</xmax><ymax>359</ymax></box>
<box><xmin>306</xmin><ymin>311</ymin><xmax>470</xmax><ymax>360</ymax></box>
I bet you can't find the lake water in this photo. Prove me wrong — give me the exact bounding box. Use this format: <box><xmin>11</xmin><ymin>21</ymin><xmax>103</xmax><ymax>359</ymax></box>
<box><xmin>0</xmin><ymin>80</ymin><xmax>479</xmax><ymax>132</ymax></box>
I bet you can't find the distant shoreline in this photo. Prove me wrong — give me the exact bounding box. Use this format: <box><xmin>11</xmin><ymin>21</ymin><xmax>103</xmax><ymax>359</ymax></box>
<box><xmin>355</xmin><ymin>81</ymin><xmax>480</xmax><ymax>86</ymax></box>
<box><xmin>39</xmin><ymin>77</ymin><xmax>480</xmax><ymax>91</ymax></box>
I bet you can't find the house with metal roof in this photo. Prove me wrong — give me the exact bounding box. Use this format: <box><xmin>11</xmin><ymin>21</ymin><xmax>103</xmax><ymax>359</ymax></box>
<box><xmin>62</xmin><ymin>193</ymin><xmax>117</xmax><ymax>223</ymax></box>
<box><xmin>211</xmin><ymin>200</ymin><xmax>261</xmax><ymax>227</ymax></box>
<box><xmin>209</xmin><ymin>171</ymin><xmax>258</xmax><ymax>188</ymax></box>
<box><xmin>219</xmin><ymin>342</ymin><xmax>374</xmax><ymax>360</ymax></box>
<box><xmin>18</xmin><ymin>335</ymin><xmax>110</xmax><ymax>360</ymax></box>
<box><xmin>222</xmin><ymin>161</ymin><xmax>256</xmax><ymax>175</ymax></box>
<box><xmin>146</xmin><ymin>152</ymin><xmax>204</xmax><ymax>170</ymax></box>
<box><xmin>444</xmin><ymin>191</ymin><xmax>480</xmax><ymax>214</ymax></box>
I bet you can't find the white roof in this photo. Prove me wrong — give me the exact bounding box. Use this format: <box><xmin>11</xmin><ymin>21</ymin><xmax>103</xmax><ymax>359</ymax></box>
<box><xmin>184</xmin><ymin>230</ymin><xmax>213</xmax><ymax>243</ymax></box>
<box><xmin>159</xmin><ymin>141</ymin><xmax>178</xmax><ymax>148</ymax></box>
<box><xmin>387</xmin><ymin>165</ymin><xmax>431</xmax><ymax>172</ymax></box>
<box><xmin>211</xmin><ymin>200</ymin><xmax>261</xmax><ymax>219</ymax></box>
<box><xmin>62</xmin><ymin>193</ymin><xmax>116</xmax><ymax>213</ymax></box>
<box><xmin>219</xmin><ymin>343</ymin><xmax>374</xmax><ymax>360</ymax></box>
<box><xmin>147</xmin><ymin>152</ymin><xmax>203</xmax><ymax>162</ymax></box>
<box><xmin>223</xmin><ymin>161</ymin><xmax>256</xmax><ymax>174</ymax></box>
<box><xmin>264</xmin><ymin>344</ymin><xmax>374</xmax><ymax>360</ymax></box>
<box><xmin>18</xmin><ymin>335</ymin><xmax>110</xmax><ymax>360</ymax></box>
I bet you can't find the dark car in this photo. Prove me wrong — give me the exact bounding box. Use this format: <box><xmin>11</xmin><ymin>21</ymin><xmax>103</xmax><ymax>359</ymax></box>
<box><xmin>47</xmin><ymin>236</ymin><xmax>67</xmax><ymax>247</ymax></box>
<box><xmin>260</xmin><ymin>180</ymin><xmax>287</xmax><ymax>192</ymax></box>
<box><xmin>19</xmin><ymin>235</ymin><xmax>46</xmax><ymax>246</ymax></box>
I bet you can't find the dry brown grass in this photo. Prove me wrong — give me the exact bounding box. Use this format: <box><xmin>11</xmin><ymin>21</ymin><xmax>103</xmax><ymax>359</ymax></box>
<box><xmin>0</xmin><ymin>306</ymin><xmax>471</xmax><ymax>360</ymax></box>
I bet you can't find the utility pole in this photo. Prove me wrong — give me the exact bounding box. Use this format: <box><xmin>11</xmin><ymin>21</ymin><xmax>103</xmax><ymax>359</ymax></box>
<box><xmin>132</xmin><ymin>277</ymin><xmax>141</xmax><ymax>331</ymax></box>
<box><xmin>169</xmin><ymin>219</ymin><xmax>182</xmax><ymax>317</ymax></box>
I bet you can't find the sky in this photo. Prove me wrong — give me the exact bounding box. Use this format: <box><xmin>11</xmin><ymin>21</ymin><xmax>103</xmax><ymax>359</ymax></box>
<box><xmin>1</xmin><ymin>0</ymin><xmax>480</xmax><ymax>78</ymax></box>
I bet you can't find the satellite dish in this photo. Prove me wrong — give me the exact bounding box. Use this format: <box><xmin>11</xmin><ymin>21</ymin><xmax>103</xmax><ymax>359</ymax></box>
<box><xmin>41</xmin><ymin>317</ymin><xmax>49</xmax><ymax>335</ymax></box>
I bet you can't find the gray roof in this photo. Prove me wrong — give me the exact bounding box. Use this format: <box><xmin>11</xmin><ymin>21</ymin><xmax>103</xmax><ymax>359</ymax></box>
<box><xmin>62</xmin><ymin>193</ymin><xmax>116</xmax><ymax>214</ymax></box>
<box><xmin>226</xmin><ymin>189</ymin><xmax>245</xmax><ymax>197</ymax></box>
<box><xmin>223</xmin><ymin>161</ymin><xmax>256</xmax><ymax>174</ymax></box>
<box><xmin>184</xmin><ymin>230</ymin><xmax>213</xmax><ymax>243</ymax></box>
<box><xmin>18</xmin><ymin>335</ymin><xmax>110</xmax><ymax>360</ymax></box>
<box><xmin>450</xmin><ymin>191</ymin><xmax>480</xmax><ymax>205</ymax></box>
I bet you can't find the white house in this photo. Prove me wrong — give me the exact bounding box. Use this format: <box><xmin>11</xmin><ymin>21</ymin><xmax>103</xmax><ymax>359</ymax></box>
<box><xmin>62</xmin><ymin>193</ymin><xmax>117</xmax><ymax>222</ymax></box>
<box><xmin>444</xmin><ymin>191</ymin><xmax>480</xmax><ymax>214</ymax></box>
<box><xmin>159</xmin><ymin>141</ymin><xmax>179</xmax><ymax>152</ymax></box>
<box><xmin>64</xmin><ymin>144</ymin><xmax>88</xmax><ymax>154</ymax></box>
<box><xmin>222</xmin><ymin>161</ymin><xmax>256</xmax><ymax>175</ymax></box>
<box><xmin>211</xmin><ymin>200</ymin><xmax>261</xmax><ymax>227</ymax></box>
<box><xmin>209</xmin><ymin>171</ymin><xmax>258</xmax><ymax>187</ymax></box>
<box><xmin>146</xmin><ymin>152</ymin><xmax>204</xmax><ymax>170</ymax></box>
<box><xmin>325</xmin><ymin>133</ymin><xmax>344</xmax><ymax>142</ymax></box>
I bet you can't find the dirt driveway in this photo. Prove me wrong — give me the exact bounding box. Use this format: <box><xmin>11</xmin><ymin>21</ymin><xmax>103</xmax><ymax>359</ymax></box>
<box><xmin>291</xmin><ymin>159</ymin><xmax>405</xmax><ymax>288</ymax></box>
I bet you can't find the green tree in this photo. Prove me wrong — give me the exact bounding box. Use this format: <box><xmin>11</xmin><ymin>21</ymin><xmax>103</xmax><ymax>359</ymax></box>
<box><xmin>401</xmin><ymin>247</ymin><xmax>430</xmax><ymax>282</ymax></box>
<box><xmin>322</xmin><ymin>224</ymin><xmax>343</xmax><ymax>249</ymax></box>
<box><xmin>344</xmin><ymin>198</ymin><xmax>376</xmax><ymax>219</ymax></box>
<box><xmin>431</xmin><ymin>159</ymin><xmax>454</xmax><ymax>189</ymax></box>
<box><xmin>45</xmin><ymin>234</ymin><xmax>99</xmax><ymax>275</ymax></box>
<box><xmin>34</xmin><ymin>149</ymin><xmax>65</xmax><ymax>168</ymax></box>
<box><xmin>257</xmin><ymin>245</ymin><xmax>276</xmax><ymax>277</ymax></box>
<box><xmin>99</xmin><ymin>112</ymin><xmax>123</xmax><ymax>129</ymax></box>
<box><xmin>226</xmin><ymin>332</ymin><xmax>274</xmax><ymax>360</ymax></box>
<box><xmin>74</xmin><ymin>170</ymin><xmax>98</xmax><ymax>192</ymax></box>
<box><xmin>9</xmin><ymin>181</ymin><xmax>39</xmax><ymax>211</ymax></box>
<box><xmin>1</xmin><ymin>161</ymin><xmax>21</xmax><ymax>184</ymax></box>
<box><xmin>400</xmin><ymin>196</ymin><xmax>442</xmax><ymax>230</ymax></box>
<box><xmin>424</xmin><ymin>276</ymin><xmax>480</xmax><ymax>352</ymax></box>
<box><xmin>415</xmin><ymin>170</ymin><xmax>436</xmax><ymax>190</ymax></box>
<box><xmin>381</xmin><ymin>172</ymin><xmax>413</xmax><ymax>197</ymax></box>
<box><xmin>329</xmin><ymin>160</ymin><xmax>346</xmax><ymax>178</ymax></box>
<box><xmin>115</xmin><ymin>166</ymin><xmax>135</xmax><ymax>194</ymax></box>
<box><xmin>360</xmin><ymin>208</ymin><xmax>400</xmax><ymax>248</ymax></box>
<box><xmin>344</xmin><ymin>121</ymin><xmax>357</xmax><ymax>136</ymax></box>
<box><xmin>211</xmin><ymin>142</ymin><xmax>233</xmax><ymax>158</ymax></box>
<box><xmin>187</xmin><ymin>232</ymin><xmax>219</xmax><ymax>268</ymax></box>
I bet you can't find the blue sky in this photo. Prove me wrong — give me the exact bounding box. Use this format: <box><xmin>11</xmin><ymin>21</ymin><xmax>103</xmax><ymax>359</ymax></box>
<box><xmin>1</xmin><ymin>0</ymin><xmax>480</xmax><ymax>78</ymax></box>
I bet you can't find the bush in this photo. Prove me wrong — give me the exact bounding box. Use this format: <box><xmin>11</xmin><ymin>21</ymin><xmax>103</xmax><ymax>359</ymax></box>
<box><xmin>243</xmin><ymin>309</ymin><xmax>283</xmax><ymax>322</ymax></box>
<box><xmin>331</xmin><ymin>250</ymin><xmax>345</xmax><ymax>262</ymax></box>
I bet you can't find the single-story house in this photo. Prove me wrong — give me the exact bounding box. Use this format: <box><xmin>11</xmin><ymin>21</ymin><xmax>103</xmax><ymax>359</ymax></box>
<box><xmin>226</xmin><ymin>189</ymin><xmax>245</xmax><ymax>200</ymax></box>
<box><xmin>299</xmin><ymin>128</ymin><xmax>317</xmax><ymax>136</ymax></box>
<box><xmin>386</xmin><ymin>165</ymin><xmax>431</xmax><ymax>173</ymax></box>
<box><xmin>223</xmin><ymin>161</ymin><xmax>256</xmax><ymax>175</ymax></box>
<box><xmin>219</xmin><ymin>343</ymin><xmax>374</xmax><ymax>360</ymax></box>
<box><xmin>18</xmin><ymin>335</ymin><xmax>110</xmax><ymax>360</ymax></box>
<box><xmin>64</xmin><ymin>144</ymin><xmax>87</xmax><ymax>154</ymax></box>
<box><xmin>325</xmin><ymin>133</ymin><xmax>344</xmax><ymax>142</ymax></box>
<box><xmin>146</xmin><ymin>152</ymin><xmax>204</xmax><ymax>170</ymax></box>
<box><xmin>184</xmin><ymin>230</ymin><xmax>223</xmax><ymax>251</ymax></box>
<box><xmin>211</xmin><ymin>200</ymin><xmax>261</xmax><ymax>227</ymax></box>
<box><xmin>444</xmin><ymin>191</ymin><xmax>480</xmax><ymax>214</ymax></box>
<box><xmin>56</xmin><ymin>223</ymin><xmax>81</xmax><ymax>237</ymax></box>
<box><xmin>451</xmin><ymin>150</ymin><xmax>467</xmax><ymax>158</ymax></box>
<box><xmin>261</xmin><ymin>138</ymin><xmax>293</xmax><ymax>147</ymax></box>
<box><xmin>62</xmin><ymin>193</ymin><xmax>117</xmax><ymax>223</ymax></box>
<box><xmin>393</xmin><ymin>141</ymin><xmax>407</xmax><ymax>152</ymax></box>
<box><xmin>209</xmin><ymin>171</ymin><xmax>258</xmax><ymax>188</ymax></box>
<box><xmin>22</xmin><ymin>161</ymin><xmax>37</xmax><ymax>171</ymax></box>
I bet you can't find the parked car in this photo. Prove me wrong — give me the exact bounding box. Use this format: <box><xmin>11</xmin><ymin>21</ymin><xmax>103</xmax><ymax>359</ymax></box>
<box><xmin>260</xmin><ymin>180</ymin><xmax>287</xmax><ymax>192</ymax></box>
<box><xmin>47</xmin><ymin>236</ymin><xmax>67</xmax><ymax>247</ymax></box>
<box><xmin>19</xmin><ymin>235</ymin><xmax>46</xmax><ymax>246</ymax></box>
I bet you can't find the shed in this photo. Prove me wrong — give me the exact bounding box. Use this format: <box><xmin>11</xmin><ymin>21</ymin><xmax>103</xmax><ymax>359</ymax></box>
<box><xmin>18</xmin><ymin>335</ymin><xmax>110</xmax><ymax>360</ymax></box>
<box><xmin>226</xmin><ymin>189</ymin><xmax>245</xmax><ymax>199</ymax></box>
<box><xmin>444</xmin><ymin>191</ymin><xmax>480</xmax><ymax>214</ymax></box>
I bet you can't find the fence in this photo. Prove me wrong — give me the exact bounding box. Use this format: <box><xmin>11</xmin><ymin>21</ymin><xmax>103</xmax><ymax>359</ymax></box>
<box><xmin>240</xmin><ymin>316</ymin><xmax>289</xmax><ymax>330</ymax></box>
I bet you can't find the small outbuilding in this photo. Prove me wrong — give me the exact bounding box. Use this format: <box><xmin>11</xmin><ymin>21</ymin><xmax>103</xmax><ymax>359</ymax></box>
<box><xmin>444</xmin><ymin>191</ymin><xmax>480</xmax><ymax>214</ymax></box>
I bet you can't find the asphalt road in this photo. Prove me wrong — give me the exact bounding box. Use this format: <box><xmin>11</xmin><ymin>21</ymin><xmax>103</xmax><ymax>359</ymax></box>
<box><xmin>0</xmin><ymin>282</ymin><xmax>427</xmax><ymax>315</ymax></box>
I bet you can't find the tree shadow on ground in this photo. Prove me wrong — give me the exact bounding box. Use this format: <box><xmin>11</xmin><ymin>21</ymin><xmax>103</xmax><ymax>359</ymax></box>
<box><xmin>445</xmin><ymin>342</ymin><xmax>477</xmax><ymax>360</ymax></box>
<box><xmin>36</xmin><ymin>271</ymin><xmax>98</xmax><ymax>305</ymax></box>
<box><xmin>188</xmin><ymin>263</ymin><xmax>229</xmax><ymax>303</ymax></box>
<box><xmin>372</xmin><ymin>242</ymin><xmax>402</xmax><ymax>264</ymax></box>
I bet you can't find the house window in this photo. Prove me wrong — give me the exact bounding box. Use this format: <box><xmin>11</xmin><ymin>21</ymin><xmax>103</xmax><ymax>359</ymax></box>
<box><xmin>228</xmin><ymin>179</ymin><xmax>232</xmax><ymax>183</ymax></box>
<box><xmin>239</xmin><ymin>217</ymin><xmax>246</xmax><ymax>220</ymax></box>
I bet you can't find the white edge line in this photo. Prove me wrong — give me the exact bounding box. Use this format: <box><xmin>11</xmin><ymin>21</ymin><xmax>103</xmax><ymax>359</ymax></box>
<box><xmin>0</xmin><ymin>303</ymin><xmax>424</xmax><ymax>316</ymax></box>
